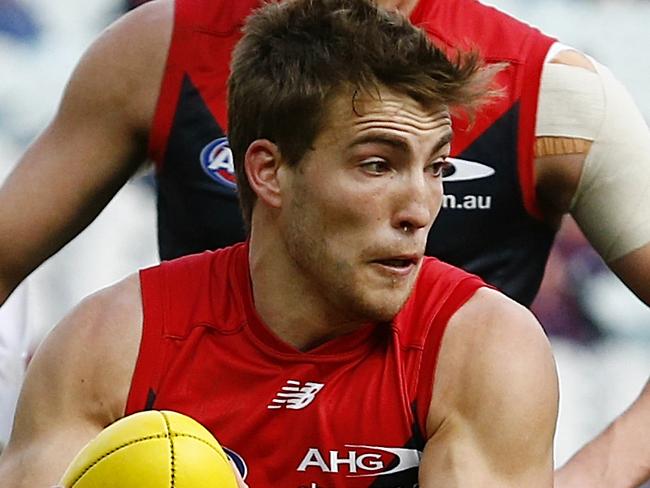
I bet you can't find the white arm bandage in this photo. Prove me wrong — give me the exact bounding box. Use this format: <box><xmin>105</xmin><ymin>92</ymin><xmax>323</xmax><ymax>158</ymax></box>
<box><xmin>536</xmin><ymin>55</ymin><xmax>650</xmax><ymax>262</ymax></box>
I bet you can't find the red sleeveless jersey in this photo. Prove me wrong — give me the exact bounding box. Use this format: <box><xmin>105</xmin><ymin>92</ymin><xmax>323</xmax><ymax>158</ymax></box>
<box><xmin>149</xmin><ymin>0</ymin><xmax>556</xmax><ymax>306</ymax></box>
<box><xmin>126</xmin><ymin>243</ymin><xmax>486</xmax><ymax>486</ymax></box>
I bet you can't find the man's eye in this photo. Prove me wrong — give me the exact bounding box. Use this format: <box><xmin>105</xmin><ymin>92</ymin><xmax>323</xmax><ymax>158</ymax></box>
<box><xmin>361</xmin><ymin>160</ymin><xmax>390</xmax><ymax>174</ymax></box>
<box><xmin>427</xmin><ymin>160</ymin><xmax>450</xmax><ymax>177</ymax></box>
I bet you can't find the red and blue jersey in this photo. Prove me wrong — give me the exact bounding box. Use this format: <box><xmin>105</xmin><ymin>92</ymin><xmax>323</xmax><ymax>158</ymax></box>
<box><xmin>149</xmin><ymin>0</ymin><xmax>555</xmax><ymax>305</ymax></box>
<box><xmin>126</xmin><ymin>243</ymin><xmax>485</xmax><ymax>486</ymax></box>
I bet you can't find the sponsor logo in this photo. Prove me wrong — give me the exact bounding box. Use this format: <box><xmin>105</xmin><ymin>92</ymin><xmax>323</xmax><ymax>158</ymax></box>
<box><xmin>442</xmin><ymin>194</ymin><xmax>492</xmax><ymax>210</ymax></box>
<box><xmin>200</xmin><ymin>137</ymin><xmax>237</xmax><ymax>189</ymax></box>
<box><xmin>223</xmin><ymin>447</ymin><xmax>248</xmax><ymax>480</ymax></box>
<box><xmin>442</xmin><ymin>157</ymin><xmax>495</xmax><ymax>182</ymax></box>
<box><xmin>268</xmin><ymin>380</ymin><xmax>325</xmax><ymax>410</ymax></box>
<box><xmin>297</xmin><ymin>445</ymin><xmax>421</xmax><ymax>477</ymax></box>
<box><xmin>299</xmin><ymin>483</ymin><xmax>417</xmax><ymax>488</ymax></box>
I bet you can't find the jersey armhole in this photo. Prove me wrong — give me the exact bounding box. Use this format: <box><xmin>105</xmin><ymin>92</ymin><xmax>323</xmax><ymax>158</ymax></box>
<box><xmin>517</xmin><ymin>35</ymin><xmax>555</xmax><ymax>219</ymax></box>
<box><xmin>125</xmin><ymin>267</ymin><xmax>167</xmax><ymax>414</ymax></box>
<box><xmin>414</xmin><ymin>278</ymin><xmax>490</xmax><ymax>437</ymax></box>
<box><xmin>147</xmin><ymin>0</ymin><xmax>190</xmax><ymax>169</ymax></box>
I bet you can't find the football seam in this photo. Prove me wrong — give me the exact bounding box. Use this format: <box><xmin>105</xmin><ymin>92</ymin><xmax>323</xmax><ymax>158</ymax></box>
<box><xmin>67</xmin><ymin>432</ymin><xmax>225</xmax><ymax>487</ymax></box>
<box><xmin>161</xmin><ymin>412</ymin><xmax>176</xmax><ymax>487</ymax></box>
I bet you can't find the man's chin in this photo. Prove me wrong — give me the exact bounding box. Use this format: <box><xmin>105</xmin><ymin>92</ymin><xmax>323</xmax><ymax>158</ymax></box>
<box><xmin>356</xmin><ymin>292</ymin><xmax>410</xmax><ymax>323</ymax></box>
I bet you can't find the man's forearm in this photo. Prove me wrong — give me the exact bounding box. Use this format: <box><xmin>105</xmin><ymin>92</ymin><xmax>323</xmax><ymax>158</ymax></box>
<box><xmin>555</xmin><ymin>378</ymin><xmax>650</xmax><ymax>488</ymax></box>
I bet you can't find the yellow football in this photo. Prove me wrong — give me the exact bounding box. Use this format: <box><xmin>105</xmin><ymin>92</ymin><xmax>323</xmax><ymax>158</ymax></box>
<box><xmin>59</xmin><ymin>410</ymin><xmax>239</xmax><ymax>487</ymax></box>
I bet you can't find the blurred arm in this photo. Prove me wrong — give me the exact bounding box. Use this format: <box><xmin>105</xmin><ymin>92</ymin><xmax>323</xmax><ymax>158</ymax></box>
<box><xmin>419</xmin><ymin>288</ymin><xmax>559</xmax><ymax>487</ymax></box>
<box><xmin>555</xmin><ymin>378</ymin><xmax>650</xmax><ymax>488</ymax></box>
<box><xmin>608</xmin><ymin>244</ymin><xmax>650</xmax><ymax>306</ymax></box>
<box><xmin>535</xmin><ymin>50</ymin><xmax>650</xmax><ymax>306</ymax></box>
<box><xmin>0</xmin><ymin>275</ymin><xmax>142</xmax><ymax>486</ymax></box>
<box><xmin>535</xmin><ymin>49</ymin><xmax>650</xmax><ymax>487</ymax></box>
<box><xmin>0</xmin><ymin>0</ymin><xmax>172</xmax><ymax>305</ymax></box>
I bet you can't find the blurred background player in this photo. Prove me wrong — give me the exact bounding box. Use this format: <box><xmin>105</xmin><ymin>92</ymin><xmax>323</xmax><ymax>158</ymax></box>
<box><xmin>0</xmin><ymin>0</ymin><xmax>648</xmax><ymax>485</ymax></box>
<box><xmin>0</xmin><ymin>0</ymin><xmax>158</xmax><ymax>455</ymax></box>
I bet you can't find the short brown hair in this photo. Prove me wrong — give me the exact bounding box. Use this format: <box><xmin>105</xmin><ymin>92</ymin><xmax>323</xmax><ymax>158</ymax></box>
<box><xmin>228</xmin><ymin>0</ymin><xmax>497</xmax><ymax>230</ymax></box>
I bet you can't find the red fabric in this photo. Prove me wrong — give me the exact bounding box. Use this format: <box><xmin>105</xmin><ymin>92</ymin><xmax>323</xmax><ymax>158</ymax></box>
<box><xmin>127</xmin><ymin>243</ymin><xmax>485</xmax><ymax>485</ymax></box>
<box><xmin>147</xmin><ymin>0</ymin><xmax>261</xmax><ymax>168</ymax></box>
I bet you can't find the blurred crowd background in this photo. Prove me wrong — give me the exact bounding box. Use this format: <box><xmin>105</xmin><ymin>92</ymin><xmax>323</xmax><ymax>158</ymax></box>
<box><xmin>0</xmin><ymin>0</ymin><xmax>648</xmax><ymax>470</ymax></box>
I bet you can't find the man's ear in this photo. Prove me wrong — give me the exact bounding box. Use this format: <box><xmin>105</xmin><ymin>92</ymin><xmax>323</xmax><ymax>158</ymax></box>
<box><xmin>244</xmin><ymin>139</ymin><xmax>284</xmax><ymax>209</ymax></box>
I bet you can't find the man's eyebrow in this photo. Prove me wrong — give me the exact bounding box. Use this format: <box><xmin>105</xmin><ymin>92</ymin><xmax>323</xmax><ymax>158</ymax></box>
<box><xmin>350</xmin><ymin>131</ymin><xmax>453</xmax><ymax>157</ymax></box>
<box><xmin>349</xmin><ymin>134</ymin><xmax>410</xmax><ymax>152</ymax></box>
<box><xmin>432</xmin><ymin>131</ymin><xmax>453</xmax><ymax>157</ymax></box>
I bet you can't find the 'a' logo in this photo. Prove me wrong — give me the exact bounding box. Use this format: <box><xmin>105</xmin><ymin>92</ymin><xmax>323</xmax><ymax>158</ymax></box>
<box><xmin>199</xmin><ymin>136</ymin><xmax>237</xmax><ymax>189</ymax></box>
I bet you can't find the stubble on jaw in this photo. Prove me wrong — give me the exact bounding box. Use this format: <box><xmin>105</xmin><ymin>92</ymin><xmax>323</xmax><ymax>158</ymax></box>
<box><xmin>283</xmin><ymin>204</ymin><xmax>412</xmax><ymax>326</ymax></box>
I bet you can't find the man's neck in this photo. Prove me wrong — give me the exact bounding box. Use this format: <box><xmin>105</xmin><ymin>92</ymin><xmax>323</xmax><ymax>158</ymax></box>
<box><xmin>248</xmin><ymin>225</ymin><xmax>367</xmax><ymax>352</ymax></box>
<box><xmin>375</xmin><ymin>0</ymin><xmax>421</xmax><ymax>17</ymax></box>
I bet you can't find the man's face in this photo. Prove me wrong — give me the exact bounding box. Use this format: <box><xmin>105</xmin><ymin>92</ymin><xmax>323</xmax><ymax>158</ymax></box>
<box><xmin>279</xmin><ymin>87</ymin><xmax>452</xmax><ymax>323</ymax></box>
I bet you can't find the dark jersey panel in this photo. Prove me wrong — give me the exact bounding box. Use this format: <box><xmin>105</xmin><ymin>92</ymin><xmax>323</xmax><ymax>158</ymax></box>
<box><xmin>368</xmin><ymin>409</ymin><xmax>425</xmax><ymax>488</ymax></box>
<box><xmin>157</xmin><ymin>75</ymin><xmax>246</xmax><ymax>260</ymax></box>
<box><xmin>429</xmin><ymin>104</ymin><xmax>555</xmax><ymax>305</ymax></box>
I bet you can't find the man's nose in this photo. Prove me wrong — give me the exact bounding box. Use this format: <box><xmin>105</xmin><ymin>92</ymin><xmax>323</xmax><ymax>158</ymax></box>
<box><xmin>391</xmin><ymin>173</ymin><xmax>441</xmax><ymax>233</ymax></box>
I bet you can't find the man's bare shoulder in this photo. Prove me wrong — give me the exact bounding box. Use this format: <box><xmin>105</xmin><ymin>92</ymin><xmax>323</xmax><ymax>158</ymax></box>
<box><xmin>102</xmin><ymin>0</ymin><xmax>174</xmax><ymax>64</ymax></box>
<box><xmin>64</xmin><ymin>0</ymin><xmax>173</xmax><ymax>129</ymax></box>
<box><xmin>59</xmin><ymin>273</ymin><xmax>142</xmax><ymax>333</ymax></box>
<box><xmin>62</xmin><ymin>273</ymin><xmax>143</xmax><ymax>363</ymax></box>
<box><xmin>448</xmin><ymin>286</ymin><xmax>552</xmax><ymax>362</ymax></box>
<box><xmin>431</xmin><ymin>287</ymin><xmax>557</xmax><ymax>415</ymax></box>
<box><xmin>33</xmin><ymin>273</ymin><xmax>144</xmax><ymax>421</ymax></box>
<box><xmin>421</xmin><ymin>288</ymin><xmax>558</xmax><ymax>486</ymax></box>
<box><xmin>96</xmin><ymin>0</ymin><xmax>174</xmax><ymax>58</ymax></box>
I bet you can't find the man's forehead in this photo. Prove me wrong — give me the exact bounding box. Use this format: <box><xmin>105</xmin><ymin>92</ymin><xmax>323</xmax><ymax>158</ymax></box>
<box><xmin>318</xmin><ymin>87</ymin><xmax>451</xmax><ymax>142</ymax></box>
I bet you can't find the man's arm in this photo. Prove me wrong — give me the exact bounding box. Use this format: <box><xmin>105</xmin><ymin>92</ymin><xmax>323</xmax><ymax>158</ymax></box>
<box><xmin>609</xmin><ymin>244</ymin><xmax>650</xmax><ymax>306</ymax></box>
<box><xmin>535</xmin><ymin>49</ymin><xmax>650</xmax><ymax>487</ymax></box>
<box><xmin>0</xmin><ymin>275</ymin><xmax>142</xmax><ymax>486</ymax></box>
<box><xmin>535</xmin><ymin>50</ymin><xmax>650</xmax><ymax>306</ymax></box>
<box><xmin>0</xmin><ymin>0</ymin><xmax>172</xmax><ymax>305</ymax></box>
<box><xmin>419</xmin><ymin>288</ymin><xmax>559</xmax><ymax>487</ymax></box>
<box><xmin>555</xmin><ymin>379</ymin><xmax>650</xmax><ymax>488</ymax></box>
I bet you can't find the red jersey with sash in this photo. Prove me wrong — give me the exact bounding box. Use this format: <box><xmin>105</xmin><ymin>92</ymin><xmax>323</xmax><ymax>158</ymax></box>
<box><xmin>149</xmin><ymin>0</ymin><xmax>555</xmax><ymax>306</ymax></box>
<box><xmin>126</xmin><ymin>243</ymin><xmax>486</xmax><ymax>486</ymax></box>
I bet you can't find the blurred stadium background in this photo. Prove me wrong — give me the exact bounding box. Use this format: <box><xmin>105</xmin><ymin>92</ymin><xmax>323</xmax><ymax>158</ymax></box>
<box><xmin>0</xmin><ymin>0</ymin><xmax>648</xmax><ymax>471</ymax></box>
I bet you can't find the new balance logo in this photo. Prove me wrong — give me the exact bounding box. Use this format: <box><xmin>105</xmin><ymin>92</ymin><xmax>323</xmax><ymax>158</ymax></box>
<box><xmin>267</xmin><ymin>380</ymin><xmax>325</xmax><ymax>410</ymax></box>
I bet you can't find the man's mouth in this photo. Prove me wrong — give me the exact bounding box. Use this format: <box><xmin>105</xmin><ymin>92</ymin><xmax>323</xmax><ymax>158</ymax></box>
<box><xmin>370</xmin><ymin>251</ymin><xmax>421</xmax><ymax>273</ymax></box>
<box><xmin>373</xmin><ymin>257</ymin><xmax>418</xmax><ymax>268</ymax></box>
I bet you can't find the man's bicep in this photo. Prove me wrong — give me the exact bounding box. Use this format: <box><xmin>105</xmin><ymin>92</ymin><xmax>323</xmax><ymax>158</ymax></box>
<box><xmin>535</xmin><ymin>50</ymin><xmax>650</xmax><ymax>273</ymax></box>
<box><xmin>420</xmin><ymin>289</ymin><xmax>558</xmax><ymax>487</ymax></box>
